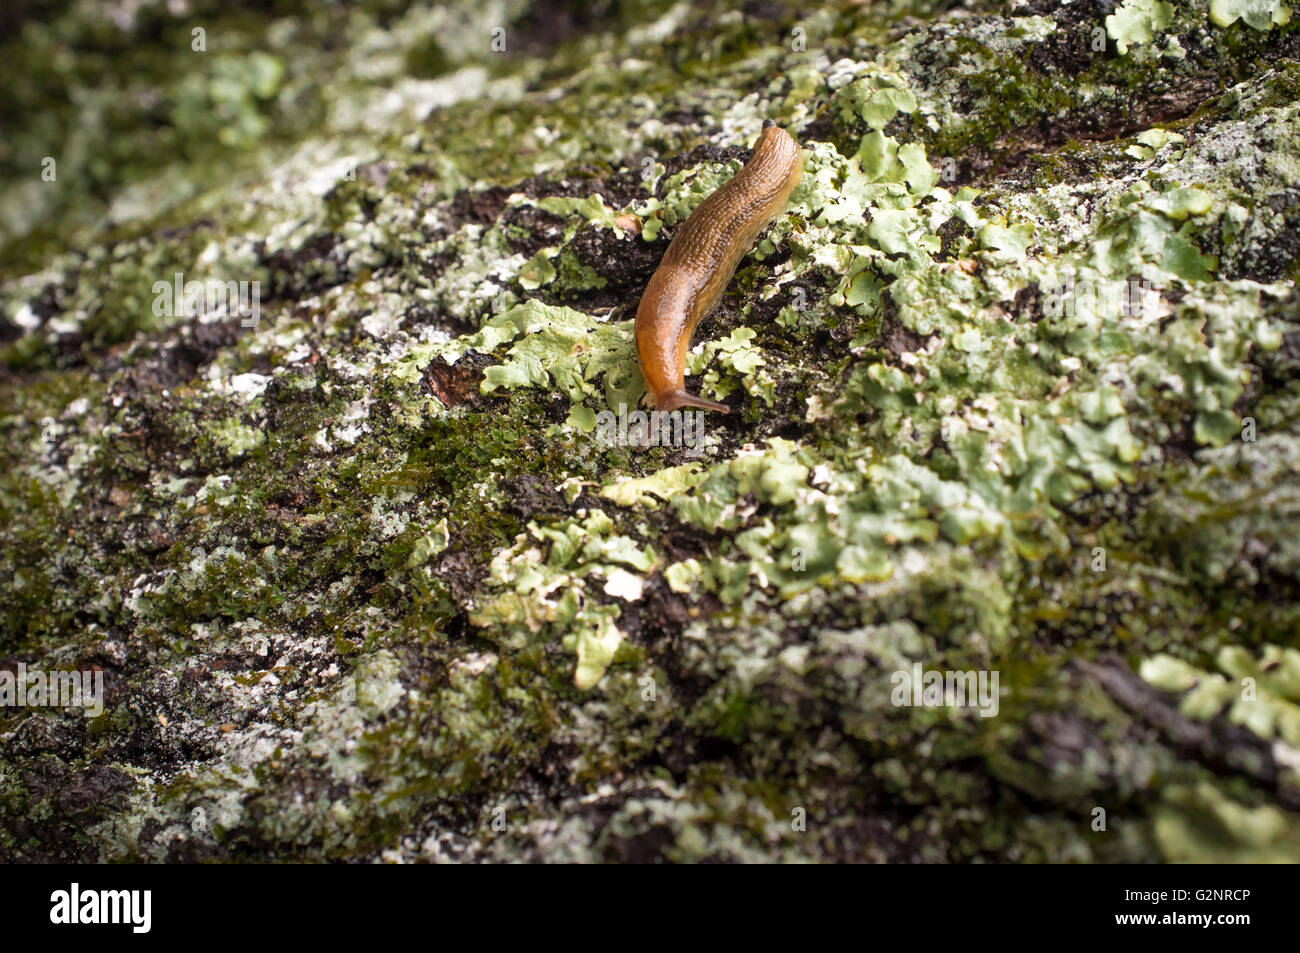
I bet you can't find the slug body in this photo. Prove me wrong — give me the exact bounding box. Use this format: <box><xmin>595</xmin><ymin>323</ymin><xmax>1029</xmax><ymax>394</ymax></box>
<box><xmin>635</xmin><ymin>121</ymin><xmax>803</xmax><ymax>413</ymax></box>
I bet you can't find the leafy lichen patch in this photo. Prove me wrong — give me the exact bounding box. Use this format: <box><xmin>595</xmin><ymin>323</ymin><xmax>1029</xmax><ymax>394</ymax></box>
<box><xmin>1</xmin><ymin>0</ymin><xmax>1299</xmax><ymax>862</ymax></box>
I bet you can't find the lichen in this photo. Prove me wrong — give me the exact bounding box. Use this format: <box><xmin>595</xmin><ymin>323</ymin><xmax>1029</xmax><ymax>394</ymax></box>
<box><xmin>1</xmin><ymin>0</ymin><xmax>1298</xmax><ymax>863</ymax></box>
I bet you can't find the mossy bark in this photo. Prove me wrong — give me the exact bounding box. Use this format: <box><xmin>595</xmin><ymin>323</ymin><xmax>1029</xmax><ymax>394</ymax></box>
<box><xmin>1</xmin><ymin>0</ymin><xmax>1299</xmax><ymax>862</ymax></box>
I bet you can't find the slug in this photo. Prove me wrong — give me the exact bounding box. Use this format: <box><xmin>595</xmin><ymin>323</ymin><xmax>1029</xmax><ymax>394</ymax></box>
<box><xmin>635</xmin><ymin>120</ymin><xmax>803</xmax><ymax>413</ymax></box>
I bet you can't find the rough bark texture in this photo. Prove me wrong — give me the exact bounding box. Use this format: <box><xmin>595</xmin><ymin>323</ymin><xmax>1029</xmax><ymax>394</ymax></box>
<box><xmin>1</xmin><ymin>0</ymin><xmax>1299</xmax><ymax>862</ymax></box>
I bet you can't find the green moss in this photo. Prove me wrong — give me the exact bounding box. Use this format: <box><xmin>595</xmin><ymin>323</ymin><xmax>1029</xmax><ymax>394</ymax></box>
<box><xmin>2</xmin><ymin>0</ymin><xmax>1299</xmax><ymax>863</ymax></box>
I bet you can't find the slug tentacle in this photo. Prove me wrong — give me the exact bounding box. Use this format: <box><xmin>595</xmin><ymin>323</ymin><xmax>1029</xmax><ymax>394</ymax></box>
<box><xmin>657</xmin><ymin>389</ymin><xmax>731</xmax><ymax>413</ymax></box>
<box><xmin>635</xmin><ymin>122</ymin><xmax>803</xmax><ymax>414</ymax></box>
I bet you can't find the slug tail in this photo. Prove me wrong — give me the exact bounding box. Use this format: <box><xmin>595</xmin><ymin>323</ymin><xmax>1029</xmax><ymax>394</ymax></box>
<box><xmin>657</xmin><ymin>390</ymin><xmax>730</xmax><ymax>413</ymax></box>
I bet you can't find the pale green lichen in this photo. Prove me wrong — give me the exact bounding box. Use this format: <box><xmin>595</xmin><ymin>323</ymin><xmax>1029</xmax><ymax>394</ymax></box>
<box><xmin>1107</xmin><ymin>0</ymin><xmax>1175</xmax><ymax>55</ymax></box>
<box><xmin>1</xmin><ymin>0</ymin><xmax>1299</xmax><ymax>864</ymax></box>
<box><xmin>1210</xmin><ymin>0</ymin><xmax>1293</xmax><ymax>30</ymax></box>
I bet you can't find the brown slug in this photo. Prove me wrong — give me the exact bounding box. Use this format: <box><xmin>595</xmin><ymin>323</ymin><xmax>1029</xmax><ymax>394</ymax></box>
<box><xmin>635</xmin><ymin>120</ymin><xmax>803</xmax><ymax>413</ymax></box>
